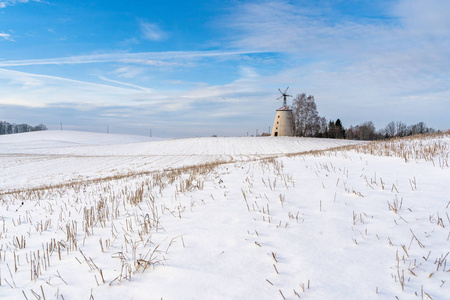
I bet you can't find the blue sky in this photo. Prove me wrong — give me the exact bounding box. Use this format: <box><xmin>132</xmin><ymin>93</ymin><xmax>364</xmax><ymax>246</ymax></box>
<box><xmin>0</xmin><ymin>0</ymin><xmax>449</xmax><ymax>137</ymax></box>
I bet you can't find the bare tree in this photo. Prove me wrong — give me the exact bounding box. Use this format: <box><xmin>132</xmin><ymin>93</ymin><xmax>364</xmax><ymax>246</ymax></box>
<box><xmin>396</xmin><ymin>121</ymin><xmax>408</xmax><ymax>137</ymax></box>
<box><xmin>385</xmin><ymin>121</ymin><xmax>396</xmax><ymax>137</ymax></box>
<box><xmin>32</xmin><ymin>124</ymin><xmax>48</xmax><ymax>131</ymax></box>
<box><xmin>291</xmin><ymin>93</ymin><xmax>306</xmax><ymax>136</ymax></box>
<box><xmin>0</xmin><ymin>120</ymin><xmax>47</xmax><ymax>135</ymax></box>
<box><xmin>357</xmin><ymin>121</ymin><xmax>376</xmax><ymax>140</ymax></box>
<box><xmin>291</xmin><ymin>93</ymin><xmax>320</xmax><ymax>137</ymax></box>
<box><xmin>346</xmin><ymin>125</ymin><xmax>357</xmax><ymax>139</ymax></box>
<box><xmin>319</xmin><ymin>117</ymin><xmax>328</xmax><ymax>137</ymax></box>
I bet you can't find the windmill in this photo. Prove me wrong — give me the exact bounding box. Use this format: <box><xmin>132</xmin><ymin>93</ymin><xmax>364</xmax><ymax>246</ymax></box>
<box><xmin>271</xmin><ymin>87</ymin><xmax>295</xmax><ymax>137</ymax></box>
<box><xmin>277</xmin><ymin>87</ymin><xmax>292</xmax><ymax>108</ymax></box>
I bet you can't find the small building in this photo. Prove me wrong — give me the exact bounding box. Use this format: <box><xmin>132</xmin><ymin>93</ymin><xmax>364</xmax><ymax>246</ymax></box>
<box><xmin>271</xmin><ymin>107</ymin><xmax>294</xmax><ymax>136</ymax></box>
<box><xmin>271</xmin><ymin>88</ymin><xmax>295</xmax><ymax>137</ymax></box>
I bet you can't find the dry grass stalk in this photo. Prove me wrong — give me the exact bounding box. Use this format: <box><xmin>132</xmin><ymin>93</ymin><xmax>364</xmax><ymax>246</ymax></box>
<box><xmin>273</xmin><ymin>264</ymin><xmax>279</xmax><ymax>274</ymax></box>
<box><xmin>271</xmin><ymin>252</ymin><xmax>278</xmax><ymax>263</ymax></box>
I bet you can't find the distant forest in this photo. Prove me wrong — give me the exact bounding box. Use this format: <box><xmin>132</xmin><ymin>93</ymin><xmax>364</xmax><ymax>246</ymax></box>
<box><xmin>289</xmin><ymin>94</ymin><xmax>436</xmax><ymax>140</ymax></box>
<box><xmin>0</xmin><ymin>120</ymin><xmax>48</xmax><ymax>135</ymax></box>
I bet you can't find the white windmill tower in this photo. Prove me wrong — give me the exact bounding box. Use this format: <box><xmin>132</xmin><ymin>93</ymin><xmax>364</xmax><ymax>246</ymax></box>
<box><xmin>271</xmin><ymin>87</ymin><xmax>295</xmax><ymax>136</ymax></box>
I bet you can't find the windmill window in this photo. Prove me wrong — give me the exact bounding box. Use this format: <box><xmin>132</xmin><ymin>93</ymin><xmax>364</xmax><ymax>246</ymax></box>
<box><xmin>278</xmin><ymin>116</ymin><xmax>280</xmax><ymax>118</ymax></box>
<box><xmin>277</xmin><ymin>122</ymin><xmax>279</xmax><ymax>124</ymax></box>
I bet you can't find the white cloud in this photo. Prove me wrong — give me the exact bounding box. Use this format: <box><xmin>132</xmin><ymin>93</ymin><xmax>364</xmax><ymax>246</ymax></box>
<box><xmin>218</xmin><ymin>0</ymin><xmax>450</xmax><ymax>128</ymax></box>
<box><xmin>182</xmin><ymin>67</ymin><xmax>262</xmax><ymax>100</ymax></box>
<box><xmin>111</xmin><ymin>66</ymin><xmax>146</xmax><ymax>79</ymax></box>
<box><xmin>0</xmin><ymin>32</ymin><xmax>13</xmax><ymax>41</ymax></box>
<box><xmin>0</xmin><ymin>64</ymin><xmax>271</xmax><ymax>120</ymax></box>
<box><xmin>393</xmin><ymin>0</ymin><xmax>450</xmax><ymax>35</ymax></box>
<box><xmin>0</xmin><ymin>0</ymin><xmax>43</xmax><ymax>9</ymax></box>
<box><xmin>0</xmin><ymin>96</ymin><xmax>45</xmax><ymax>107</ymax></box>
<box><xmin>139</xmin><ymin>21</ymin><xmax>168</xmax><ymax>41</ymax></box>
<box><xmin>0</xmin><ymin>68</ymin><xmax>154</xmax><ymax>107</ymax></box>
<box><xmin>0</xmin><ymin>50</ymin><xmax>261</xmax><ymax>67</ymax></box>
<box><xmin>225</xmin><ymin>1</ymin><xmax>388</xmax><ymax>57</ymax></box>
<box><xmin>98</xmin><ymin>75</ymin><xmax>152</xmax><ymax>92</ymax></box>
<box><xmin>225</xmin><ymin>0</ymin><xmax>450</xmax><ymax>61</ymax></box>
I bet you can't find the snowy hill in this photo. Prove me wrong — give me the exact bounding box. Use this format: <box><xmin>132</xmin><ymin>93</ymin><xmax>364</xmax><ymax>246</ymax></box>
<box><xmin>0</xmin><ymin>130</ymin><xmax>157</xmax><ymax>146</ymax></box>
<box><xmin>0</xmin><ymin>131</ymin><xmax>448</xmax><ymax>299</ymax></box>
<box><xmin>0</xmin><ymin>130</ymin><xmax>360</xmax><ymax>191</ymax></box>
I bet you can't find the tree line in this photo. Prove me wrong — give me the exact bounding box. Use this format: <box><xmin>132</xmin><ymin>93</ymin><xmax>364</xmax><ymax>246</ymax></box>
<box><xmin>0</xmin><ymin>120</ymin><xmax>48</xmax><ymax>135</ymax></box>
<box><xmin>290</xmin><ymin>93</ymin><xmax>435</xmax><ymax>140</ymax></box>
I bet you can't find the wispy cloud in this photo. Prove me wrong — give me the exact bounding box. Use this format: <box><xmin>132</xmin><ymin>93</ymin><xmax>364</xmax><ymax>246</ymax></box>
<box><xmin>0</xmin><ymin>50</ymin><xmax>263</xmax><ymax>67</ymax></box>
<box><xmin>224</xmin><ymin>1</ymin><xmax>390</xmax><ymax>57</ymax></box>
<box><xmin>98</xmin><ymin>75</ymin><xmax>153</xmax><ymax>92</ymax></box>
<box><xmin>139</xmin><ymin>21</ymin><xmax>168</xmax><ymax>41</ymax></box>
<box><xmin>0</xmin><ymin>0</ymin><xmax>43</xmax><ymax>9</ymax></box>
<box><xmin>225</xmin><ymin>0</ymin><xmax>450</xmax><ymax>60</ymax></box>
<box><xmin>0</xmin><ymin>62</ymin><xmax>271</xmax><ymax>119</ymax></box>
<box><xmin>0</xmin><ymin>32</ymin><xmax>14</xmax><ymax>41</ymax></box>
<box><xmin>393</xmin><ymin>0</ymin><xmax>450</xmax><ymax>35</ymax></box>
<box><xmin>219</xmin><ymin>0</ymin><xmax>450</xmax><ymax>128</ymax></box>
<box><xmin>0</xmin><ymin>68</ymin><xmax>136</xmax><ymax>91</ymax></box>
<box><xmin>111</xmin><ymin>66</ymin><xmax>146</xmax><ymax>79</ymax></box>
<box><xmin>0</xmin><ymin>68</ymin><xmax>155</xmax><ymax>108</ymax></box>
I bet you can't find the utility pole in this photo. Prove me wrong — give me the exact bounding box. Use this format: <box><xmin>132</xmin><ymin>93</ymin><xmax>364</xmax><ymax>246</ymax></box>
<box><xmin>60</xmin><ymin>122</ymin><xmax>62</xmax><ymax>130</ymax></box>
<box><xmin>150</xmin><ymin>129</ymin><xmax>152</xmax><ymax>137</ymax></box>
<box><xmin>256</xmin><ymin>129</ymin><xmax>258</xmax><ymax>137</ymax></box>
<box><xmin>107</xmin><ymin>125</ymin><xmax>109</xmax><ymax>134</ymax></box>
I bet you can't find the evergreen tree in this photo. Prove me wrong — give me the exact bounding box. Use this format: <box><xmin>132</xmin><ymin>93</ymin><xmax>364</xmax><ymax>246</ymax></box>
<box><xmin>335</xmin><ymin>119</ymin><xmax>346</xmax><ymax>139</ymax></box>
<box><xmin>328</xmin><ymin>120</ymin><xmax>336</xmax><ymax>138</ymax></box>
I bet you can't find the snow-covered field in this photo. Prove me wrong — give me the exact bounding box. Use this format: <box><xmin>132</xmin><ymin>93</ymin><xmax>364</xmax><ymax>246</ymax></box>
<box><xmin>0</xmin><ymin>131</ymin><xmax>358</xmax><ymax>192</ymax></box>
<box><xmin>0</xmin><ymin>131</ymin><xmax>448</xmax><ymax>299</ymax></box>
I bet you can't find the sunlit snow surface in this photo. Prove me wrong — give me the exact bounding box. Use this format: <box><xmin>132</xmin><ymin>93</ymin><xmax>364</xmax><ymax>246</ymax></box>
<box><xmin>0</xmin><ymin>131</ymin><xmax>448</xmax><ymax>299</ymax></box>
<box><xmin>0</xmin><ymin>131</ymin><xmax>359</xmax><ymax>191</ymax></box>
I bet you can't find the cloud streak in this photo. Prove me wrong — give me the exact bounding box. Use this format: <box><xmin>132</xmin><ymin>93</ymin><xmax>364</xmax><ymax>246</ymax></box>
<box><xmin>0</xmin><ymin>65</ymin><xmax>269</xmax><ymax>114</ymax></box>
<box><xmin>0</xmin><ymin>0</ymin><xmax>42</xmax><ymax>9</ymax></box>
<box><xmin>140</xmin><ymin>21</ymin><xmax>168</xmax><ymax>41</ymax></box>
<box><xmin>98</xmin><ymin>76</ymin><xmax>153</xmax><ymax>92</ymax></box>
<box><xmin>0</xmin><ymin>50</ymin><xmax>264</xmax><ymax>67</ymax></box>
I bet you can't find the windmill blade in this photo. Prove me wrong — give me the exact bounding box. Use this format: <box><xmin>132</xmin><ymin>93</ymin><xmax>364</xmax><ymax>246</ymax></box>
<box><xmin>278</xmin><ymin>87</ymin><xmax>290</xmax><ymax>95</ymax></box>
<box><xmin>276</xmin><ymin>87</ymin><xmax>292</xmax><ymax>101</ymax></box>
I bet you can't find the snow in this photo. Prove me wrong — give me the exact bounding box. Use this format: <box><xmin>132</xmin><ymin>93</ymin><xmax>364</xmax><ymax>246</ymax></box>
<box><xmin>0</xmin><ymin>131</ymin><xmax>360</xmax><ymax>191</ymax></box>
<box><xmin>0</xmin><ymin>130</ymin><xmax>448</xmax><ymax>299</ymax></box>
